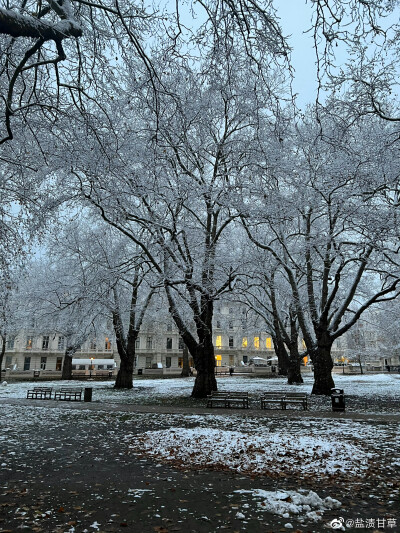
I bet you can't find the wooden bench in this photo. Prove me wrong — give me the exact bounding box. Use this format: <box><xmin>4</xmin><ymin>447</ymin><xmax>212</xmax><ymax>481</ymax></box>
<box><xmin>206</xmin><ymin>391</ymin><xmax>249</xmax><ymax>409</ymax></box>
<box><xmin>225</xmin><ymin>391</ymin><xmax>248</xmax><ymax>408</ymax></box>
<box><xmin>26</xmin><ymin>387</ymin><xmax>53</xmax><ymax>400</ymax></box>
<box><xmin>260</xmin><ymin>391</ymin><xmax>309</xmax><ymax>410</ymax></box>
<box><xmin>282</xmin><ymin>392</ymin><xmax>308</xmax><ymax>410</ymax></box>
<box><xmin>260</xmin><ymin>391</ymin><xmax>287</xmax><ymax>409</ymax></box>
<box><xmin>54</xmin><ymin>387</ymin><xmax>83</xmax><ymax>402</ymax></box>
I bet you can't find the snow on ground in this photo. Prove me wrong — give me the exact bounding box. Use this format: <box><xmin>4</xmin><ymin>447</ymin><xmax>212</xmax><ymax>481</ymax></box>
<box><xmin>234</xmin><ymin>489</ymin><xmax>341</xmax><ymax>523</ymax></box>
<box><xmin>0</xmin><ymin>372</ymin><xmax>399</xmax><ymax>412</ymax></box>
<box><xmin>1</xmin><ymin>395</ymin><xmax>399</xmax><ymax>529</ymax></box>
<box><xmin>129</xmin><ymin>426</ymin><xmax>371</xmax><ymax>477</ymax></box>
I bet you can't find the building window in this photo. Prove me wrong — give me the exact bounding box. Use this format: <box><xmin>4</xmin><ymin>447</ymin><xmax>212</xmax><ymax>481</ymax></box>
<box><xmin>166</xmin><ymin>322</ymin><xmax>172</xmax><ymax>332</ymax></box>
<box><xmin>24</xmin><ymin>357</ymin><xmax>31</xmax><ymax>370</ymax></box>
<box><xmin>56</xmin><ymin>357</ymin><xmax>63</xmax><ymax>371</ymax></box>
<box><xmin>6</xmin><ymin>336</ymin><xmax>15</xmax><ymax>350</ymax></box>
<box><xmin>90</xmin><ymin>339</ymin><xmax>97</xmax><ymax>351</ymax></box>
<box><xmin>266</xmin><ymin>337</ymin><xmax>272</xmax><ymax>349</ymax></box>
<box><xmin>242</xmin><ymin>337</ymin><xmax>248</xmax><ymax>348</ymax></box>
<box><xmin>229</xmin><ymin>355</ymin><xmax>234</xmax><ymax>366</ymax></box>
<box><xmin>254</xmin><ymin>337</ymin><xmax>260</xmax><ymax>349</ymax></box>
<box><xmin>40</xmin><ymin>357</ymin><xmax>47</xmax><ymax>370</ymax></box>
<box><xmin>26</xmin><ymin>336</ymin><xmax>33</xmax><ymax>350</ymax></box>
<box><xmin>243</xmin><ymin>355</ymin><xmax>248</xmax><ymax>363</ymax></box>
<box><xmin>216</xmin><ymin>320</ymin><xmax>221</xmax><ymax>328</ymax></box>
<box><xmin>215</xmin><ymin>354</ymin><xmax>222</xmax><ymax>367</ymax></box>
<box><xmin>5</xmin><ymin>355</ymin><xmax>12</xmax><ymax>368</ymax></box>
<box><xmin>229</xmin><ymin>336</ymin><xmax>234</xmax><ymax>348</ymax></box>
<box><xmin>228</xmin><ymin>320</ymin><xmax>233</xmax><ymax>329</ymax></box>
<box><xmin>165</xmin><ymin>356</ymin><xmax>171</xmax><ymax>368</ymax></box>
<box><xmin>166</xmin><ymin>337</ymin><xmax>172</xmax><ymax>350</ymax></box>
<box><xmin>105</xmin><ymin>337</ymin><xmax>111</xmax><ymax>350</ymax></box>
<box><xmin>145</xmin><ymin>356</ymin><xmax>152</xmax><ymax>368</ymax></box>
<box><xmin>42</xmin><ymin>336</ymin><xmax>49</xmax><ymax>350</ymax></box>
<box><xmin>216</xmin><ymin>335</ymin><xmax>222</xmax><ymax>348</ymax></box>
<box><xmin>178</xmin><ymin>337</ymin><xmax>184</xmax><ymax>350</ymax></box>
<box><xmin>135</xmin><ymin>337</ymin><xmax>140</xmax><ymax>349</ymax></box>
<box><xmin>58</xmin><ymin>336</ymin><xmax>65</xmax><ymax>351</ymax></box>
<box><xmin>146</xmin><ymin>337</ymin><xmax>153</xmax><ymax>349</ymax></box>
<box><xmin>178</xmin><ymin>357</ymin><xmax>183</xmax><ymax>368</ymax></box>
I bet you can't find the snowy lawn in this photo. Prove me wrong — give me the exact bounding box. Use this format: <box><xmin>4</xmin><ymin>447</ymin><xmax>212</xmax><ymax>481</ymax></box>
<box><xmin>1</xmin><ymin>372</ymin><xmax>399</xmax><ymax>412</ymax></box>
<box><xmin>1</xmin><ymin>402</ymin><xmax>399</xmax><ymax>529</ymax></box>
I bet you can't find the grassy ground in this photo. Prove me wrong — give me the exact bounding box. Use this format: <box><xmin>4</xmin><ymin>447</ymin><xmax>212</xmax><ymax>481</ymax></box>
<box><xmin>0</xmin><ymin>391</ymin><xmax>399</xmax><ymax>533</ymax></box>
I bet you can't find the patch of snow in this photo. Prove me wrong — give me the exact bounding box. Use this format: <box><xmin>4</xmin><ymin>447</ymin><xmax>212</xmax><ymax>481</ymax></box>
<box><xmin>235</xmin><ymin>489</ymin><xmax>341</xmax><ymax>522</ymax></box>
<box><xmin>129</xmin><ymin>427</ymin><xmax>370</xmax><ymax>477</ymax></box>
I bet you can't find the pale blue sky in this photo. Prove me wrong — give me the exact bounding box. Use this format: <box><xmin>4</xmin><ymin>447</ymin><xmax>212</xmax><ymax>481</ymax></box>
<box><xmin>275</xmin><ymin>0</ymin><xmax>317</xmax><ymax>107</ymax></box>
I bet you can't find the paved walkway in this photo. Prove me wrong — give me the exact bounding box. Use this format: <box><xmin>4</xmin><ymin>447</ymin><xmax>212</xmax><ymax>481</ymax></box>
<box><xmin>1</xmin><ymin>396</ymin><xmax>399</xmax><ymax>422</ymax></box>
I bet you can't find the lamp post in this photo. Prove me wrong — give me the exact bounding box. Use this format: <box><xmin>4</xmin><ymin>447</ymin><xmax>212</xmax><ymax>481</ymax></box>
<box><xmin>90</xmin><ymin>357</ymin><xmax>94</xmax><ymax>379</ymax></box>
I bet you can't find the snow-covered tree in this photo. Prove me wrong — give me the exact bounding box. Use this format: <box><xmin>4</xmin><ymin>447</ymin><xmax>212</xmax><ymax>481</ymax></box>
<box><xmin>62</xmin><ymin>28</ymin><xmax>289</xmax><ymax>397</ymax></box>
<box><xmin>242</xmin><ymin>107</ymin><xmax>400</xmax><ymax>394</ymax></box>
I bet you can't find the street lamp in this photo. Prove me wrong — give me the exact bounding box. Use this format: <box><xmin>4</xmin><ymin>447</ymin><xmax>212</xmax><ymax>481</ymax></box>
<box><xmin>90</xmin><ymin>357</ymin><xmax>94</xmax><ymax>379</ymax></box>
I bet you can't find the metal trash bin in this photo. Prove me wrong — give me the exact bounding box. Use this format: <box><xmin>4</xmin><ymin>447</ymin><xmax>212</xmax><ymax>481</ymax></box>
<box><xmin>84</xmin><ymin>387</ymin><xmax>93</xmax><ymax>402</ymax></box>
<box><xmin>331</xmin><ymin>388</ymin><xmax>345</xmax><ymax>412</ymax></box>
<box><xmin>137</xmin><ymin>368</ymin><xmax>143</xmax><ymax>375</ymax></box>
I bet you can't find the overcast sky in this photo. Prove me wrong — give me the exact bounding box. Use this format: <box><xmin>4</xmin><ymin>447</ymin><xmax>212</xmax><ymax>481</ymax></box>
<box><xmin>275</xmin><ymin>1</ymin><xmax>318</xmax><ymax>108</ymax></box>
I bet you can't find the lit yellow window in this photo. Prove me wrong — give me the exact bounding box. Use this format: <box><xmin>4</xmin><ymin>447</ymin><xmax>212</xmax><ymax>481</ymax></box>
<box><xmin>215</xmin><ymin>354</ymin><xmax>222</xmax><ymax>367</ymax></box>
<box><xmin>266</xmin><ymin>337</ymin><xmax>272</xmax><ymax>349</ymax></box>
<box><xmin>105</xmin><ymin>337</ymin><xmax>111</xmax><ymax>350</ymax></box>
<box><xmin>216</xmin><ymin>336</ymin><xmax>222</xmax><ymax>348</ymax></box>
<box><xmin>242</xmin><ymin>337</ymin><xmax>248</xmax><ymax>348</ymax></box>
<box><xmin>254</xmin><ymin>337</ymin><xmax>259</xmax><ymax>349</ymax></box>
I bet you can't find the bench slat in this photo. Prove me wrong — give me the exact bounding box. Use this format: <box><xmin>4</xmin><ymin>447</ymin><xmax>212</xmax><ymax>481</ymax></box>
<box><xmin>207</xmin><ymin>390</ymin><xmax>249</xmax><ymax>408</ymax></box>
<box><xmin>54</xmin><ymin>388</ymin><xmax>83</xmax><ymax>402</ymax></box>
<box><xmin>260</xmin><ymin>392</ymin><xmax>309</xmax><ymax>410</ymax></box>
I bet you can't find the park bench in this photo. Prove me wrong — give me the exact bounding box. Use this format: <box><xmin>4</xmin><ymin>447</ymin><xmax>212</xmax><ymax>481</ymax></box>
<box><xmin>26</xmin><ymin>387</ymin><xmax>53</xmax><ymax>400</ymax></box>
<box><xmin>206</xmin><ymin>391</ymin><xmax>249</xmax><ymax>409</ymax></box>
<box><xmin>260</xmin><ymin>391</ymin><xmax>287</xmax><ymax>409</ymax></box>
<box><xmin>54</xmin><ymin>387</ymin><xmax>83</xmax><ymax>402</ymax></box>
<box><xmin>282</xmin><ymin>392</ymin><xmax>308</xmax><ymax>410</ymax></box>
<box><xmin>260</xmin><ymin>391</ymin><xmax>309</xmax><ymax>410</ymax></box>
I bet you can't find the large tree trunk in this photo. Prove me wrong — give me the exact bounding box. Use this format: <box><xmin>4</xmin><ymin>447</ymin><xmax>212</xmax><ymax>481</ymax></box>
<box><xmin>287</xmin><ymin>356</ymin><xmax>303</xmax><ymax>385</ymax></box>
<box><xmin>311</xmin><ymin>341</ymin><xmax>335</xmax><ymax>395</ymax></box>
<box><xmin>272</xmin><ymin>335</ymin><xmax>289</xmax><ymax>376</ymax></box>
<box><xmin>190</xmin><ymin>341</ymin><xmax>217</xmax><ymax>398</ymax></box>
<box><xmin>165</xmin><ymin>286</ymin><xmax>217</xmax><ymax>398</ymax></box>
<box><xmin>115</xmin><ymin>354</ymin><xmax>134</xmax><ymax>389</ymax></box>
<box><xmin>0</xmin><ymin>334</ymin><xmax>5</xmax><ymax>379</ymax></box>
<box><xmin>61</xmin><ymin>349</ymin><xmax>74</xmax><ymax>380</ymax></box>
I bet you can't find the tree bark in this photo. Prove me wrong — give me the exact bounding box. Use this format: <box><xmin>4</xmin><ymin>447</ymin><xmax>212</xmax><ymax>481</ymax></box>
<box><xmin>115</xmin><ymin>355</ymin><xmax>134</xmax><ymax>389</ymax></box>
<box><xmin>0</xmin><ymin>334</ymin><xmax>5</xmax><ymax>379</ymax></box>
<box><xmin>190</xmin><ymin>341</ymin><xmax>217</xmax><ymax>398</ymax></box>
<box><xmin>272</xmin><ymin>335</ymin><xmax>289</xmax><ymax>376</ymax></box>
<box><xmin>287</xmin><ymin>356</ymin><xmax>303</xmax><ymax>384</ymax></box>
<box><xmin>311</xmin><ymin>341</ymin><xmax>335</xmax><ymax>395</ymax></box>
<box><xmin>61</xmin><ymin>349</ymin><xmax>74</xmax><ymax>380</ymax></box>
